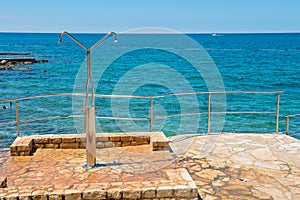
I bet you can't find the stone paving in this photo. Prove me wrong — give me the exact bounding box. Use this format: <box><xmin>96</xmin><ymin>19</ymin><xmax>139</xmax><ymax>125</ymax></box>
<box><xmin>169</xmin><ymin>133</ymin><xmax>300</xmax><ymax>200</ymax></box>
<box><xmin>0</xmin><ymin>133</ymin><xmax>300</xmax><ymax>199</ymax></box>
<box><xmin>0</xmin><ymin>150</ymin><xmax>8</xmax><ymax>168</ymax></box>
<box><xmin>0</xmin><ymin>143</ymin><xmax>198</xmax><ymax>199</ymax></box>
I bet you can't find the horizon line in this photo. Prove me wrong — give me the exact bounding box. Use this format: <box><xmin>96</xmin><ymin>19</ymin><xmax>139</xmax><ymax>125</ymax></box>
<box><xmin>0</xmin><ymin>31</ymin><xmax>300</xmax><ymax>34</ymax></box>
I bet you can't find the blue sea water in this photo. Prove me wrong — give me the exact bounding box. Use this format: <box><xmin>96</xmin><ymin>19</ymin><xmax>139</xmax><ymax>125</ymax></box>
<box><xmin>0</xmin><ymin>33</ymin><xmax>300</xmax><ymax>148</ymax></box>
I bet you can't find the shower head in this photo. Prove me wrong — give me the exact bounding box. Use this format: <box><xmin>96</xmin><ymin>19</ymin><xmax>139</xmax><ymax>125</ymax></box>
<box><xmin>58</xmin><ymin>32</ymin><xmax>64</xmax><ymax>44</ymax></box>
<box><xmin>107</xmin><ymin>31</ymin><xmax>118</xmax><ymax>43</ymax></box>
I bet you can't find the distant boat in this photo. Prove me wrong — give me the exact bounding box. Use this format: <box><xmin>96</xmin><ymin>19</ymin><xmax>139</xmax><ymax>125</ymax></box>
<box><xmin>212</xmin><ymin>33</ymin><xmax>217</xmax><ymax>37</ymax></box>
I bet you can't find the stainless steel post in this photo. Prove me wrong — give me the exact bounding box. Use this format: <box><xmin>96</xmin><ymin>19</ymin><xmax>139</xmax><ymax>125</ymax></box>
<box><xmin>16</xmin><ymin>100</ymin><xmax>20</xmax><ymax>136</ymax></box>
<box><xmin>150</xmin><ymin>99</ymin><xmax>153</xmax><ymax>132</ymax></box>
<box><xmin>86</xmin><ymin>107</ymin><xmax>96</xmax><ymax>167</ymax></box>
<box><xmin>276</xmin><ymin>92</ymin><xmax>280</xmax><ymax>134</ymax></box>
<box><xmin>207</xmin><ymin>93</ymin><xmax>211</xmax><ymax>134</ymax></box>
<box><xmin>285</xmin><ymin>116</ymin><xmax>289</xmax><ymax>135</ymax></box>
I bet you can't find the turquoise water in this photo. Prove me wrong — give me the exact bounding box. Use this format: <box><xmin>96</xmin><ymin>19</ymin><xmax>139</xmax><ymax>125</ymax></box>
<box><xmin>0</xmin><ymin>33</ymin><xmax>300</xmax><ymax>148</ymax></box>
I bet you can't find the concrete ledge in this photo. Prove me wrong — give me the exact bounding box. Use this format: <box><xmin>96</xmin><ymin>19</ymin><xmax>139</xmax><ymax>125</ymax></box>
<box><xmin>0</xmin><ymin>176</ymin><xmax>7</xmax><ymax>188</ymax></box>
<box><xmin>10</xmin><ymin>132</ymin><xmax>170</xmax><ymax>156</ymax></box>
<box><xmin>0</xmin><ymin>168</ymin><xmax>197</xmax><ymax>199</ymax></box>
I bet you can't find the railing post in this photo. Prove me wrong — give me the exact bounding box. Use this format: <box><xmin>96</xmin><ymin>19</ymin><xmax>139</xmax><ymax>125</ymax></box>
<box><xmin>285</xmin><ymin>116</ymin><xmax>289</xmax><ymax>135</ymax></box>
<box><xmin>276</xmin><ymin>92</ymin><xmax>280</xmax><ymax>134</ymax></box>
<box><xmin>207</xmin><ymin>93</ymin><xmax>211</xmax><ymax>134</ymax></box>
<box><xmin>16</xmin><ymin>100</ymin><xmax>20</xmax><ymax>136</ymax></box>
<box><xmin>149</xmin><ymin>99</ymin><xmax>153</xmax><ymax>132</ymax></box>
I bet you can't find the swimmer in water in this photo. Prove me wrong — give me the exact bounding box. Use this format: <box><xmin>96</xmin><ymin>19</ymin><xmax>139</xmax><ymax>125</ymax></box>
<box><xmin>1</xmin><ymin>102</ymin><xmax>12</xmax><ymax>109</ymax></box>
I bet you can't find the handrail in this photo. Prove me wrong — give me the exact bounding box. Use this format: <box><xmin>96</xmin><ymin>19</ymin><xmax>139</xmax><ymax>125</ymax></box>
<box><xmin>0</xmin><ymin>90</ymin><xmax>284</xmax><ymax>103</ymax></box>
<box><xmin>0</xmin><ymin>91</ymin><xmax>283</xmax><ymax>136</ymax></box>
<box><xmin>285</xmin><ymin>113</ymin><xmax>300</xmax><ymax>135</ymax></box>
<box><xmin>285</xmin><ymin>113</ymin><xmax>300</xmax><ymax>118</ymax></box>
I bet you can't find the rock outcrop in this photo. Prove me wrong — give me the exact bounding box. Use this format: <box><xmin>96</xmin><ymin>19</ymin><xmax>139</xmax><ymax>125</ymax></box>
<box><xmin>0</xmin><ymin>56</ymin><xmax>48</xmax><ymax>71</ymax></box>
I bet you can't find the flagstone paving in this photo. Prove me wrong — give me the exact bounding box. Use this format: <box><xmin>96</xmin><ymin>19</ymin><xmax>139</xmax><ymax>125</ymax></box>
<box><xmin>169</xmin><ymin>133</ymin><xmax>300</xmax><ymax>199</ymax></box>
<box><xmin>1</xmin><ymin>146</ymin><xmax>175</xmax><ymax>187</ymax></box>
<box><xmin>0</xmin><ymin>150</ymin><xmax>8</xmax><ymax>168</ymax></box>
<box><xmin>0</xmin><ymin>133</ymin><xmax>300</xmax><ymax>199</ymax></box>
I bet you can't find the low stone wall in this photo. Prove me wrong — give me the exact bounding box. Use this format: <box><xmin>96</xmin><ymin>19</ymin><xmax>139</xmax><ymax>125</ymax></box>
<box><xmin>10</xmin><ymin>132</ymin><xmax>169</xmax><ymax>156</ymax></box>
<box><xmin>9</xmin><ymin>137</ymin><xmax>33</xmax><ymax>156</ymax></box>
<box><xmin>0</xmin><ymin>168</ymin><xmax>198</xmax><ymax>200</ymax></box>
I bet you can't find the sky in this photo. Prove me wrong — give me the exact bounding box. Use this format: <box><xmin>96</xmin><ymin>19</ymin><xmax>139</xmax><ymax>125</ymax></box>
<box><xmin>0</xmin><ymin>0</ymin><xmax>299</xmax><ymax>33</ymax></box>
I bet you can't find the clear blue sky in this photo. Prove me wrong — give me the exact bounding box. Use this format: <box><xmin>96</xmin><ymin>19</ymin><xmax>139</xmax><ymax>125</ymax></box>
<box><xmin>0</xmin><ymin>0</ymin><xmax>299</xmax><ymax>33</ymax></box>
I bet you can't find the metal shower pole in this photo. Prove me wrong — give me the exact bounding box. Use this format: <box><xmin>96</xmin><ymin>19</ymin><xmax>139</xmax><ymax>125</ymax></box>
<box><xmin>59</xmin><ymin>31</ymin><xmax>117</xmax><ymax>168</ymax></box>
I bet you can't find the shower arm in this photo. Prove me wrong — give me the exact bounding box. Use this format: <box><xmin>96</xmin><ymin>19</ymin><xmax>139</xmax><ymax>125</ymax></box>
<box><xmin>59</xmin><ymin>31</ymin><xmax>117</xmax><ymax>107</ymax></box>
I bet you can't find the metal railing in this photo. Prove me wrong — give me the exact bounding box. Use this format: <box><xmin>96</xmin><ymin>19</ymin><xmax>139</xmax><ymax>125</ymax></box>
<box><xmin>0</xmin><ymin>91</ymin><xmax>283</xmax><ymax>136</ymax></box>
<box><xmin>285</xmin><ymin>113</ymin><xmax>300</xmax><ymax>135</ymax></box>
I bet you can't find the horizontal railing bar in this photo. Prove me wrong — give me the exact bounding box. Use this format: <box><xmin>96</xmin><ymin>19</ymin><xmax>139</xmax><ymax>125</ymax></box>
<box><xmin>217</xmin><ymin>111</ymin><xmax>276</xmax><ymax>114</ymax></box>
<box><xmin>153</xmin><ymin>112</ymin><xmax>208</xmax><ymax>119</ymax></box>
<box><xmin>151</xmin><ymin>90</ymin><xmax>284</xmax><ymax>99</ymax></box>
<box><xmin>0</xmin><ymin>121</ymin><xmax>17</xmax><ymax>126</ymax></box>
<box><xmin>19</xmin><ymin>115</ymin><xmax>83</xmax><ymax>124</ymax></box>
<box><xmin>0</xmin><ymin>90</ymin><xmax>284</xmax><ymax>103</ymax></box>
<box><xmin>0</xmin><ymin>93</ymin><xmax>82</xmax><ymax>103</ymax></box>
<box><xmin>95</xmin><ymin>94</ymin><xmax>153</xmax><ymax>99</ymax></box>
<box><xmin>285</xmin><ymin>113</ymin><xmax>300</xmax><ymax>118</ymax></box>
<box><xmin>0</xmin><ymin>110</ymin><xmax>277</xmax><ymax>127</ymax></box>
<box><xmin>153</xmin><ymin>111</ymin><xmax>276</xmax><ymax>119</ymax></box>
<box><xmin>96</xmin><ymin>116</ymin><xmax>149</xmax><ymax>121</ymax></box>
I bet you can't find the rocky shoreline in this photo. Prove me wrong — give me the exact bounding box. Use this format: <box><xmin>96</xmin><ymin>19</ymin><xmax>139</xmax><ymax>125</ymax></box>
<box><xmin>0</xmin><ymin>52</ymin><xmax>48</xmax><ymax>71</ymax></box>
<box><xmin>0</xmin><ymin>58</ymin><xmax>48</xmax><ymax>70</ymax></box>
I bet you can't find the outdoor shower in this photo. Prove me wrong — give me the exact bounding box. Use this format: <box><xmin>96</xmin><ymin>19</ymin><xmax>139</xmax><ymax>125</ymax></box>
<box><xmin>59</xmin><ymin>31</ymin><xmax>118</xmax><ymax>168</ymax></box>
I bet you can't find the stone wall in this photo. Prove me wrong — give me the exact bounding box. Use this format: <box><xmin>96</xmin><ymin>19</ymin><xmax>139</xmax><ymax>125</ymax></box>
<box><xmin>10</xmin><ymin>132</ymin><xmax>169</xmax><ymax>156</ymax></box>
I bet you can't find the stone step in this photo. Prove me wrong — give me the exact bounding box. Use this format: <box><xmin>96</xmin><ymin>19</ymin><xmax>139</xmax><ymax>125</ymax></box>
<box><xmin>0</xmin><ymin>169</ymin><xmax>198</xmax><ymax>199</ymax></box>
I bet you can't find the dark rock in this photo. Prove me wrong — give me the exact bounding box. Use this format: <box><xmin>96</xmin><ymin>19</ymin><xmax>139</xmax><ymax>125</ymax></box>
<box><xmin>0</xmin><ymin>52</ymin><xmax>30</xmax><ymax>55</ymax></box>
<box><xmin>36</xmin><ymin>59</ymin><xmax>48</xmax><ymax>63</ymax></box>
<box><xmin>0</xmin><ymin>66</ymin><xmax>12</xmax><ymax>70</ymax></box>
<box><xmin>0</xmin><ymin>54</ymin><xmax>48</xmax><ymax>70</ymax></box>
<box><xmin>20</xmin><ymin>66</ymin><xmax>30</xmax><ymax>70</ymax></box>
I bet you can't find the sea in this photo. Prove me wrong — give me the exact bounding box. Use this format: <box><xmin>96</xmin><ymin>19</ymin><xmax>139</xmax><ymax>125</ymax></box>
<box><xmin>0</xmin><ymin>33</ymin><xmax>300</xmax><ymax>148</ymax></box>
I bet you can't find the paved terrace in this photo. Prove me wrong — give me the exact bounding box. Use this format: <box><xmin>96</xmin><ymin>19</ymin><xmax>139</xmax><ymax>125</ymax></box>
<box><xmin>0</xmin><ymin>133</ymin><xmax>299</xmax><ymax>199</ymax></box>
